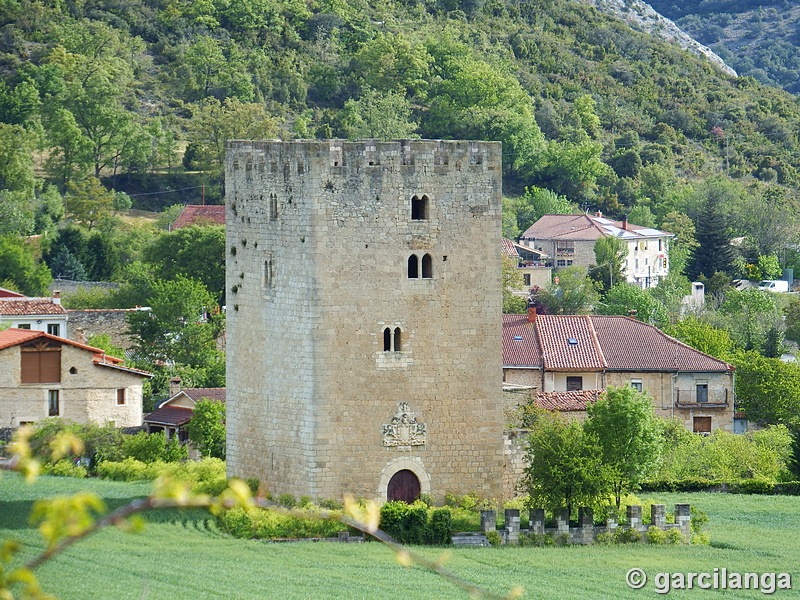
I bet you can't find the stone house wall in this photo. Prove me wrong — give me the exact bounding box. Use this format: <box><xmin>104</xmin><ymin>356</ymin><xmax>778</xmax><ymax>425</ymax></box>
<box><xmin>0</xmin><ymin>344</ymin><xmax>144</xmax><ymax>428</ymax></box>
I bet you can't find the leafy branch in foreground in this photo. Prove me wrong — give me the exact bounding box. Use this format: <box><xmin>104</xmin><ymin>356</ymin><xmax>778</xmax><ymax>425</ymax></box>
<box><xmin>0</xmin><ymin>429</ymin><xmax>522</xmax><ymax>600</ymax></box>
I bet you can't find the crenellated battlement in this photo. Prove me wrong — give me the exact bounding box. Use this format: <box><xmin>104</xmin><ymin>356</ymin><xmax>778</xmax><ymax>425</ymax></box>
<box><xmin>225</xmin><ymin>139</ymin><xmax>501</xmax><ymax>176</ymax></box>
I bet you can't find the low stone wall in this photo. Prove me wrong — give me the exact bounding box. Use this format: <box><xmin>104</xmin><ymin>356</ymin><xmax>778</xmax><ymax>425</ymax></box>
<box><xmin>475</xmin><ymin>504</ymin><xmax>692</xmax><ymax>545</ymax></box>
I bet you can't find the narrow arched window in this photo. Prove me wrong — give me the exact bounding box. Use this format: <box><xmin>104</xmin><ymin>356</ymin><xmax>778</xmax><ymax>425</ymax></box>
<box><xmin>383</xmin><ymin>327</ymin><xmax>392</xmax><ymax>351</ymax></box>
<box><xmin>394</xmin><ymin>327</ymin><xmax>402</xmax><ymax>351</ymax></box>
<box><xmin>408</xmin><ymin>254</ymin><xmax>419</xmax><ymax>278</ymax></box>
<box><xmin>421</xmin><ymin>253</ymin><xmax>433</xmax><ymax>278</ymax></box>
<box><xmin>269</xmin><ymin>193</ymin><xmax>278</xmax><ymax>220</ymax></box>
<box><xmin>411</xmin><ymin>195</ymin><xmax>428</xmax><ymax>220</ymax></box>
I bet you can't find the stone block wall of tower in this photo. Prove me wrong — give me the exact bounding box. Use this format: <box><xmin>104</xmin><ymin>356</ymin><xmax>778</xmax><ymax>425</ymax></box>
<box><xmin>225</xmin><ymin>139</ymin><xmax>505</xmax><ymax>502</ymax></box>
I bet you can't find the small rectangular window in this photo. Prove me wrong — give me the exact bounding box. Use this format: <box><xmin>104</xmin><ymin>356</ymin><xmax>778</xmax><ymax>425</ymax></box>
<box><xmin>631</xmin><ymin>379</ymin><xmax>643</xmax><ymax>392</ymax></box>
<box><xmin>523</xmin><ymin>274</ymin><xmax>531</xmax><ymax>286</ymax></box>
<box><xmin>566</xmin><ymin>376</ymin><xmax>583</xmax><ymax>391</ymax></box>
<box><xmin>18</xmin><ymin>324</ymin><xmax>31</xmax><ymax>330</ymax></box>
<box><xmin>48</xmin><ymin>390</ymin><xmax>59</xmax><ymax>416</ymax></box>
<box><xmin>693</xmin><ymin>416</ymin><xmax>712</xmax><ymax>433</ymax></box>
<box><xmin>117</xmin><ymin>388</ymin><xmax>126</xmax><ymax>405</ymax></box>
<box><xmin>47</xmin><ymin>323</ymin><xmax>60</xmax><ymax>337</ymax></box>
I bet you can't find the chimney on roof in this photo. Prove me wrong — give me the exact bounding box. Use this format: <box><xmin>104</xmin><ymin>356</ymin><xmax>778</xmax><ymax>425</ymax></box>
<box><xmin>73</xmin><ymin>327</ymin><xmax>86</xmax><ymax>345</ymax></box>
<box><xmin>527</xmin><ymin>303</ymin><xmax>538</xmax><ymax>324</ymax></box>
<box><xmin>628</xmin><ymin>309</ymin><xmax>637</xmax><ymax>319</ymax></box>
<box><xmin>595</xmin><ymin>211</ymin><xmax>602</xmax><ymax>218</ymax></box>
<box><xmin>52</xmin><ymin>290</ymin><xmax>61</xmax><ymax>305</ymax></box>
<box><xmin>622</xmin><ymin>214</ymin><xmax>628</xmax><ymax>231</ymax></box>
<box><xmin>169</xmin><ymin>377</ymin><xmax>182</xmax><ymax>397</ymax></box>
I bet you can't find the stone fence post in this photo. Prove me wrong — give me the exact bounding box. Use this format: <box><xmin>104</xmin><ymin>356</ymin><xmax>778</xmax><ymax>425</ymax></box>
<box><xmin>480</xmin><ymin>510</ymin><xmax>496</xmax><ymax>533</ymax></box>
<box><xmin>651</xmin><ymin>504</ymin><xmax>666</xmax><ymax>529</ymax></box>
<box><xmin>627</xmin><ymin>505</ymin><xmax>642</xmax><ymax>532</ymax></box>
<box><xmin>530</xmin><ymin>508</ymin><xmax>545</xmax><ymax>535</ymax></box>
<box><xmin>505</xmin><ymin>509</ymin><xmax>520</xmax><ymax>544</ymax></box>
<box><xmin>674</xmin><ymin>503</ymin><xmax>691</xmax><ymax>541</ymax></box>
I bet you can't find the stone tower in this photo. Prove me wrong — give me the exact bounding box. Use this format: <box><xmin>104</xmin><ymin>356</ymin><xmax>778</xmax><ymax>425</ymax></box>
<box><xmin>225</xmin><ymin>140</ymin><xmax>504</xmax><ymax>502</ymax></box>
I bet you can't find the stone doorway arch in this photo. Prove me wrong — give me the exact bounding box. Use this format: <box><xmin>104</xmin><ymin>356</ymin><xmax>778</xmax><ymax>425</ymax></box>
<box><xmin>378</xmin><ymin>457</ymin><xmax>431</xmax><ymax>503</ymax></box>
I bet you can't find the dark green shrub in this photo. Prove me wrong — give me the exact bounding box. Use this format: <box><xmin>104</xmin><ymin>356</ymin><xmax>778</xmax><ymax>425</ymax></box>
<box><xmin>277</xmin><ymin>494</ymin><xmax>297</xmax><ymax>508</ymax></box>
<box><xmin>426</xmin><ymin>508</ymin><xmax>452</xmax><ymax>545</ymax></box>
<box><xmin>614</xmin><ymin>527</ymin><xmax>641</xmax><ymax>544</ymax></box>
<box><xmin>121</xmin><ymin>431</ymin><xmax>187</xmax><ymax>463</ymax></box>
<box><xmin>731</xmin><ymin>478</ymin><xmax>774</xmax><ymax>494</ymax></box>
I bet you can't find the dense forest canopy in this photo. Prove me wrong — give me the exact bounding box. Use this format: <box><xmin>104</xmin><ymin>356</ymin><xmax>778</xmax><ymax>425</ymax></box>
<box><xmin>647</xmin><ymin>0</ymin><xmax>800</xmax><ymax>95</ymax></box>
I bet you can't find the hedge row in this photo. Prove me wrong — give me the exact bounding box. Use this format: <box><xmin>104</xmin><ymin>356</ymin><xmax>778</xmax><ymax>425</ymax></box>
<box><xmin>641</xmin><ymin>478</ymin><xmax>800</xmax><ymax>495</ymax></box>
<box><xmin>379</xmin><ymin>502</ymin><xmax>453</xmax><ymax>545</ymax></box>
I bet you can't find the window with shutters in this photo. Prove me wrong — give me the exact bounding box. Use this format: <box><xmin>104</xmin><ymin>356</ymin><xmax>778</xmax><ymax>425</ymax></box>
<box><xmin>21</xmin><ymin>340</ymin><xmax>62</xmax><ymax>384</ymax></box>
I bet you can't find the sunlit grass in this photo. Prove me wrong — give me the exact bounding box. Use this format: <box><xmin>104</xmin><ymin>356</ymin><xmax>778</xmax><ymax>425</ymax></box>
<box><xmin>2</xmin><ymin>474</ymin><xmax>799</xmax><ymax>600</ymax></box>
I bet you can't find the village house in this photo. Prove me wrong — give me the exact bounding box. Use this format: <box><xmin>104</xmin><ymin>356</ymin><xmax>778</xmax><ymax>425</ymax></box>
<box><xmin>502</xmin><ymin>310</ymin><xmax>735</xmax><ymax>433</ymax></box>
<box><xmin>519</xmin><ymin>213</ymin><xmax>673</xmax><ymax>288</ymax></box>
<box><xmin>502</xmin><ymin>238</ymin><xmax>551</xmax><ymax>293</ymax></box>
<box><xmin>143</xmin><ymin>379</ymin><xmax>226</xmax><ymax>445</ymax></box>
<box><xmin>0</xmin><ymin>328</ymin><xmax>152</xmax><ymax>428</ymax></box>
<box><xmin>0</xmin><ymin>293</ymin><xmax>68</xmax><ymax>338</ymax></box>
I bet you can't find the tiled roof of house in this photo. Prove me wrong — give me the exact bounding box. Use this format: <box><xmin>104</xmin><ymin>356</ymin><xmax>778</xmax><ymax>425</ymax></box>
<box><xmin>143</xmin><ymin>406</ymin><xmax>194</xmax><ymax>427</ymax></box>
<box><xmin>501</xmin><ymin>238</ymin><xmax>519</xmax><ymax>257</ymax></box>
<box><xmin>0</xmin><ymin>287</ymin><xmax>25</xmax><ymax>298</ymax></box>
<box><xmin>0</xmin><ymin>297</ymin><xmax>66</xmax><ymax>315</ymax></box>
<box><xmin>502</xmin><ymin>314</ymin><xmax>542</xmax><ymax>367</ymax></box>
<box><xmin>519</xmin><ymin>214</ymin><xmax>674</xmax><ymax>242</ymax></box>
<box><xmin>535</xmin><ymin>389</ymin><xmax>603</xmax><ymax>411</ymax></box>
<box><xmin>590</xmin><ymin>315</ymin><xmax>733</xmax><ymax>372</ymax></box>
<box><xmin>180</xmin><ymin>388</ymin><xmax>226</xmax><ymax>404</ymax></box>
<box><xmin>171</xmin><ymin>205</ymin><xmax>225</xmax><ymax>229</ymax></box>
<box><xmin>502</xmin><ymin>315</ymin><xmax>733</xmax><ymax>373</ymax></box>
<box><xmin>0</xmin><ymin>329</ymin><xmax>154</xmax><ymax>377</ymax></box>
<box><xmin>536</xmin><ymin>314</ymin><xmax>607</xmax><ymax>371</ymax></box>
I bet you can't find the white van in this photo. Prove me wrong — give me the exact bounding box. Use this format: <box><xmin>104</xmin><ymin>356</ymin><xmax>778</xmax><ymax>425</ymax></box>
<box><xmin>758</xmin><ymin>280</ymin><xmax>790</xmax><ymax>293</ymax></box>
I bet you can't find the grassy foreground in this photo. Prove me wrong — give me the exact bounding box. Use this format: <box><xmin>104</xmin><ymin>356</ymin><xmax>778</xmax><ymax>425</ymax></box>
<box><xmin>1</xmin><ymin>474</ymin><xmax>798</xmax><ymax>600</ymax></box>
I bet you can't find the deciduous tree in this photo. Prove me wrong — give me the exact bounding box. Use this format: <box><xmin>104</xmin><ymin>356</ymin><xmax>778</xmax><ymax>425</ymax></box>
<box><xmin>186</xmin><ymin>398</ymin><xmax>226</xmax><ymax>459</ymax></box>
<box><xmin>584</xmin><ymin>386</ymin><xmax>662</xmax><ymax>509</ymax></box>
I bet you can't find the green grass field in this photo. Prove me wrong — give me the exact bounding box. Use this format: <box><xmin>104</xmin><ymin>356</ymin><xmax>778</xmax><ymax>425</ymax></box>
<box><xmin>1</xmin><ymin>473</ymin><xmax>798</xmax><ymax>599</ymax></box>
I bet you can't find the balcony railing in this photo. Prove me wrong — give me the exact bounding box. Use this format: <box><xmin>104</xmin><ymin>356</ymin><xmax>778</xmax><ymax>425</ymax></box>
<box><xmin>674</xmin><ymin>388</ymin><xmax>730</xmax><ymax>408</ymax></box>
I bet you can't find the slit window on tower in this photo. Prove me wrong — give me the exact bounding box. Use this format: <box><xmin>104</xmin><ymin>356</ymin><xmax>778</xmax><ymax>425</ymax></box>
<box><xmin>411</xmin><ymin>195</ymin><xmax>428</xmax><ymax>220</ymax></box>
<box><xmin>383</xmin><ymin>327</ymin><xmax>402</xmax><ymax>352</ymax></box>
<box><xmin>269</xmin><ymin>193</ymin><xmax>278</xmax><ymax>220</ymax></box>
<box><xmin>394</xmin><ymin>328</ymin><xmax>402</xmax><ymax>351</ymax></box>
<box><xmin>384</xmin><ymin>327</ymin><xmax>392</xmax><ymax>351</ymax></box>
<box><xmin>408</xmin><ymin>254</ymin><xmax>419</xmax><ymax>278</ymax></box>
<box><xmin>421</xmin><ymin>254</ymin><xmax>433</xmax><ymax>278</ymax></box>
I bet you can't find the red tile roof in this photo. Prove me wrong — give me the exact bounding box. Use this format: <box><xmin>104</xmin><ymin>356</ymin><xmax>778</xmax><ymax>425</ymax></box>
<box><xmin>0</xmin><ymin>287</ymin><xmax>25</xmax><ymax>298</ymax></box>
<box><xmin>520</xmin><ymin>214</ymin><xmax>673</xmax><ymax>242</ymax></box>
<box><xmin>501</xmin><ymin>238</ymin><xmax>519</xmax><ymax>257</ymax></box>
<box><xmin>143</xmin><ymin>406</ymin><xmax>194</xmax><ymax>427</ymax></box>
<box><xmin>590</xmin><ymin>315</ymin><xmax>733</xmax><ymax>372</ymax></box>
<box><xmin>180</xmin><ymin>388</ymin><xmax>226</xmax><ymax>404</ymax></box>
<box><xmin>0</xmin><ymin>297</ymin><xmax>66</xmax><ymax>315</ymax></box>
<box><xmin>171</xmin><ymin>205</ymin><xmax>225</xmax><ymax>229</ymax></box>
<box><xmin>536</xmin><ymin>389</ymin><xmax>603</xmax><ymax>411</ymax></box>
<box><xmin>502</xmin><ymin>314</ymin><xmax>541</xmax><ymax>367</ymax></box>
<box><xmin>536</xmin><ymin>314</ymin><xmax>606</xmax><ymax>371</ymax></box>
<box><xmin>502</xmin><ymin>315</ymin><xmax>733</xmax><ymax>373</ymax></box>
<box><xmin>0</xmin><ymin>329</ymin><xmax>148</xmax><ymax>374</ymax></box>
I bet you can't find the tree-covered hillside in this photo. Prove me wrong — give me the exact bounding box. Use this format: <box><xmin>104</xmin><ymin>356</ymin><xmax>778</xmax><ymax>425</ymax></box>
<box><xmin>3</xmin><ymin>0</ymin><xmax>800</xmax><ymax>283</ymax></box>
<box><xmin>647</xmin><ymin>1</ymin><xmax>800</xmax><ymax>94</ymax></box>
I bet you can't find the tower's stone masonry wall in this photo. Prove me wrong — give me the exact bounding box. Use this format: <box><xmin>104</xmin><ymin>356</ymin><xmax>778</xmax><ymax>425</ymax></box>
<box><xmin>225</xmin><ymin>140</ymin><xmax>505</xmax><ymax>502</ymax></box>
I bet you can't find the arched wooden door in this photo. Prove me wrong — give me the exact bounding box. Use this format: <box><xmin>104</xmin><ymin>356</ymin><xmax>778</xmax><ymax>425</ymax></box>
<box><xmin>387</xmin><ymin>469</ymin><xmax>421</xmax><ymax>503</ymax></box>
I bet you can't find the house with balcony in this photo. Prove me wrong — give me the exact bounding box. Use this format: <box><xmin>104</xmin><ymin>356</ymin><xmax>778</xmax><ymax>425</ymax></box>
<box><xmin>502</xmin><ymin>238</ymin><xmax>552</xmax><ymax>292</ymax></box>
<box><xmin>518</xmin><ymin>213</ymin><xmax>674</xmax><ymax>288</ymax></box>
<box><xmin>502</xmin><ymin>311</ymin><xmax>735</xmax><ymax>433</ymax></box>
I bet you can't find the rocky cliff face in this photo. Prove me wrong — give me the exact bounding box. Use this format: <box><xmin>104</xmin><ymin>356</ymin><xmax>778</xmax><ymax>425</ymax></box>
<box><xmin>587</xmin><ymin>0</ymin><xmax>738</xmax><ymax>78</ymax></box>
